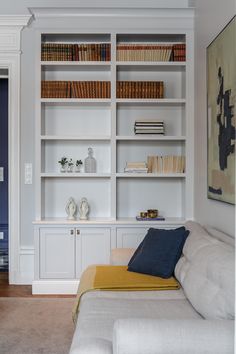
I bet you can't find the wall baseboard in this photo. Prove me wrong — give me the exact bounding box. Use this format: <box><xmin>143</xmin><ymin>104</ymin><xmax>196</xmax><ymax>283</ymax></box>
<box><xmin>15</xmin><ymin>246</ymin><xmax>34</xmax><ymax>284</ymax></box>
<box><xmin>32</xmin><ymin>280</ymin><xmax>80</xmax><ymax>295</ymax></box>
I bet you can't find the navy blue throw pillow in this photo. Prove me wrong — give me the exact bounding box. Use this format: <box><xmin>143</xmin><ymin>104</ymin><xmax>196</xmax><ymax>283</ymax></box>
<box><xmin>128</xmin><ymin>227</ymin><xmax>189</xmax><ymax>278</ymax></box>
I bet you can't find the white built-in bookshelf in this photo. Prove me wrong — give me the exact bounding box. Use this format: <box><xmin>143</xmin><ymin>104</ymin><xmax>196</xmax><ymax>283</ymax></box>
<box><xmin>35</xmin><ymin>31</ymin><xmax>194</xmax><ymax>224</ymax></box>
<box><xmin>32</xmin><ymin>9</ymin><xmax>194</xmax><ymax>293</ymax></box>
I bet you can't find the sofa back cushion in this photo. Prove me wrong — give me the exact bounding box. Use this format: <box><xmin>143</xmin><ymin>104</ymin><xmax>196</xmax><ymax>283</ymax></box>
<box><xmin>175</xmin><ymin>221</ymin><xmax>235</xmax><ymax>320</ymax></box>
<box><xmin>128</xmin><ymin>227</ymin><xmax>189</xmax><ymax>278</ymax></box>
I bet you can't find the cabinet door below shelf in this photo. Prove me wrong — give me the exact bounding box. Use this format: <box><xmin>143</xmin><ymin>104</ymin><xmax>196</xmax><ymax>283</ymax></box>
<box><xmin>117</xmin><ymin>228</ymin><xmax>148</xmax><ymax>248</ymax></box>
<box><xmin>76</xmin><ymin>228</ymin><xmax>111</xmax><ymax>278</ymax></box>
<box><xmin>39</xmin><ymin>228</ymin><xmax>75</xmax><ymax>279</ymax></box>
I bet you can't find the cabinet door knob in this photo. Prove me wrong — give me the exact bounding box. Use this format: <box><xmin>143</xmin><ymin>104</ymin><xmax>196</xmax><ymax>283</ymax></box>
<box><xmin>70</xmin><ymin>229</ymin><xmax>74</xmax><ymax>236</ymax></box>
<box><xmin>76</xmin><ymin>229</ymin><xmax>80</xmax><ymax>236</ymax></box>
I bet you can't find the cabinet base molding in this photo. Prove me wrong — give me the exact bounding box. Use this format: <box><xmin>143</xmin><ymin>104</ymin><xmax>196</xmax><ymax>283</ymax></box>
<box><xmin>32</xmin><ymin>280</ymin><xmax>80</xmax><ymax>295</ymax></box>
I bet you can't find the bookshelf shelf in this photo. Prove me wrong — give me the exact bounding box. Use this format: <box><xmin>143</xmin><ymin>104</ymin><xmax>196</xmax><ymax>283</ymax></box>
<box><xmin>40</xmin><ymin>173</ymin><xmax>111</xmax><ymax>178</ymax></box>
<box><xmin>41</xmin><ymin>61</ymin><xmax>111</xmax><ymax>66</ymax></box>
<box><xmin>116</xmin><ymin>135</ymin><xmax>186</xmax><ymax>141</ymax></box>
<box><xmin>116</xmin><ymin>173</ymin><xmax>186</xmax><ymax>178</ymax></box>
<box><xmin>40</xmin><ymin>98</ymin><xmax>112</xmax><ymax>104</ymax></box>
<box><xmin>116</xmin><ymin>98</ymin><xmax>186</xmax><ymax>104</ymax></box>
<box><xmin>41</xmin><ymin>135</ymin><xmax>111</xmax><ymax>141</ymax></box>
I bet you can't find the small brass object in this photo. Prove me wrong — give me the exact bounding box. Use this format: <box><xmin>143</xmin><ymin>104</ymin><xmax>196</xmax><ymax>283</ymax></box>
<box><xmin>140</xmin><ymin>211</ymin><xmax>148</xmax><ymax>218</ymax></box>
<box><xmin>147</xmin><ymin>209</ymin><xmax>158</xmax><ymax>218</ymax></box>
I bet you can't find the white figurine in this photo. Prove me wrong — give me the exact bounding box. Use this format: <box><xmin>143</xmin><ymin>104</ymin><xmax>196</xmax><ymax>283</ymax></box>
<box><xmin>79</xmin><ymin>197</ymin><xmax>89</xmax><ymax>220</ymax></box>
<box><xmin>65</xmin><ymin>197</ymin><xmax>77</xmax><ymax>220</ymax></box>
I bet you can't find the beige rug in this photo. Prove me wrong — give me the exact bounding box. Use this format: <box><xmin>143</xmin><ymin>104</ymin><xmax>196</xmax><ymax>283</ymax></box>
<box><xmin>0</xmin><ymin>297</ymin><xmax>75</xmax><ymax>354</ymax></box>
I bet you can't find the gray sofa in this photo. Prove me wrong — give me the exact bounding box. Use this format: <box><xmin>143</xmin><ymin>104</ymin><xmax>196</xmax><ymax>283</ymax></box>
<box><xmin>70</xmin><ymin>221</ymin><xmax>235</xmax><ymax>354</ymax></box>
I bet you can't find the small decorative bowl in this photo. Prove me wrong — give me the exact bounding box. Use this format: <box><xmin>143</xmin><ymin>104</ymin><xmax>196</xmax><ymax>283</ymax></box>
<box><xmin>147</xmin><ymin>209</ymin><xmax>158</xmax><ymax>218</ymax></box>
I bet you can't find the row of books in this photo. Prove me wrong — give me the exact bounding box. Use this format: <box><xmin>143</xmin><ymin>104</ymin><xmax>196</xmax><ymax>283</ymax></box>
<box><xmin>41</xmin><ymin>43</ymin><xmax>111</xmax><ymax>61</ymax></box>
<box><xmin>117</xmin><ymin>81</ymin><xmax>164</xmax><ymax>99</ymax></box>
<box><xmin>134</xmin><ymin>119</ymin><xmax>164</xmax><ymax>135</ymax></box>
<box><xmin>117</xmin><ymin>44</ymin><xmax>172</xmax><ymax>62</ymax></box>
<box><xmin>116</xmin><ymin>43</ymin><xmax>186</xmax><ymax>61</ymax></box>
<box><xmin>147</xmin><ymin>155</ymin><xmax>185</xmax><ymax>174</ymax></box>
<box><xmin>41</xmin><ymin>81</ymin><xmax>111</xmax><ymax>99</ymax></box>
<box><xmin>41</xmin><ymin>42</ymin><xmax>185</xmax><ymax>62</ymax></box>
<box><xmin>41</xmin><ymin>81</ymin><xmax>164</xmax><ymax>99</ymax></box>
<box><xmin>124</xmin><ymin>162</ymin><xmax>148</xmax><ymax>173</ymax></box>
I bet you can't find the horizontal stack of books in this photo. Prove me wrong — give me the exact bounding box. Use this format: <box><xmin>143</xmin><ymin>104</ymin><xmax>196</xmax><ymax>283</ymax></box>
<box><xmin>41</xmin><ymin>43</ymin><xmax>111</xmax><ymax>61</ymax></box>
<box><xmin>116</xmin><ymin>43</ymin><xmax>185</xmax><ymax>62</ymax></box>
<box><xmin>41</xmin><ymin>81</ymin><xmax>71</xmax><ymax>98</ymax></box>
<box><xmin>71</xmin><ymin>81</ymin><xmax>111</xmax><ymax>98</ymax></box>
<box><xmin>117</xmin><ymin>81</ymin><xmax>164</xmax><ymax>99</ymax></box>
<box><xmin>124</xmin><ymin>162</ymin><xmax>148</xmax><ymax>173</ymax></box>
<box><xmin>134</xmin><ymin>120</ymin><xmax>164</xmax><ymax>135</ymax></box>
<box><xmin>41</xmin><ymin>81</ymin><xmax>111</xmax><ymax>99</ymax></box>
<box><xmin>172</xmin><ymin>44</ymin><xmax>186</xmax><ymax>61</ymax></box>
<box><xmin>147</xmin><ymin>155</ymin><xmax>185</xmax><ymax>173</ymax></box>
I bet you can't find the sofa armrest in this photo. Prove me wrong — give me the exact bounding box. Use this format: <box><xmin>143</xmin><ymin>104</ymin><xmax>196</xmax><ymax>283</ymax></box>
<box><xmin>113</xmin><ymin>319</ymin><xmax>234</xmax><ymax>354</ymax></box>
<box><xmin>110</xmin><ymin>248</ymin><xmax>135</xmax><ymax>265</ymax></box>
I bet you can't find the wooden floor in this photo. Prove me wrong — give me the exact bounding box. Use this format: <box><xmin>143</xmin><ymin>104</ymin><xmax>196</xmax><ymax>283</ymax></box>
<box><xmin>0</xmin><ymin>273</ymin><xmax>75</xmax><ymax>298</ymax></box>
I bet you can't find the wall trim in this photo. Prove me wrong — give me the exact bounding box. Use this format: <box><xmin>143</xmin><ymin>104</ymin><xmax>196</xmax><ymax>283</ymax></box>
<box><xmin>0</xmin><ymin>15</ymin><xmax>31</xmax><ymax>284</ymax></box>
<box><xmin>32</xmin><ymin>280</ymin><xmax>80</xmax><ymax>295</ymax></box>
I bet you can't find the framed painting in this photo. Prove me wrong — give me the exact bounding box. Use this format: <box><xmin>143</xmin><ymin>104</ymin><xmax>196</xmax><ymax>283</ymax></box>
<box><xmin>207</xmin><ymin>16</ymin><xmax>236</xmax><ymax>205</ymax></box>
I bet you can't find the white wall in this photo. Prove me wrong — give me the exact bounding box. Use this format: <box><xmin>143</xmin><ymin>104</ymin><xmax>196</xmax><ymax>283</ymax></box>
<box><xmin>194</xmin><ymin>0</ymin><xmax>236</xmax><ymax>236</ymax></box>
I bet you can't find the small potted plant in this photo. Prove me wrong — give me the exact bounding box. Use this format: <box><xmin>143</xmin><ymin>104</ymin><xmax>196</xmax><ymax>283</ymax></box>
<box><xmin>75</xmin><ymin>159</ymin><xmax>83</xmax><ymax>172</ymax></box>
<box><xmin>58</xmin><ymin>156</ymin><xmax>68</xmax><ymax>173</ymax></box>
<box><xmin>67</xmin><ymin>158</ymin><xmax>74</xmax><ymax>172</ymax></box>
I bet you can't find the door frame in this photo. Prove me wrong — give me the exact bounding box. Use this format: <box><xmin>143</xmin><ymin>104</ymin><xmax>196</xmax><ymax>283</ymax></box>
<box><xmin>0</xmin><ymin>15</ymin><xmax>31</xmax><ymax>283</ymax></box>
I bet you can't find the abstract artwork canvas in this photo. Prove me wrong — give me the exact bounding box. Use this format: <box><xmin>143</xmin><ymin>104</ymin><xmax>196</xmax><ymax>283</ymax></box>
<box><xmin>207</xmin><ymin>16</ymin><xmax>236</xmax><ymax>204</ymax></box>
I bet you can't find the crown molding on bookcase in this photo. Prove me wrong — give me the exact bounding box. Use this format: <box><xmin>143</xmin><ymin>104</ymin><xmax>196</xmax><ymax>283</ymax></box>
<box><xmin>29</xmin><ymin>7</ymin><xmax>194</xmax><ymax>19</ymax></box>
<box><xmin>0</xmin><ymin>15</ymin><xmax>32</xmax><ymax>27</ymax></box>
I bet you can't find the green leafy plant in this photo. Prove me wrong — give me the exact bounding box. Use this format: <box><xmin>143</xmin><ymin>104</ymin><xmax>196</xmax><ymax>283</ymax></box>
<box><xmin>58</xmin><ymin>157</ymin><xmax>68</xmax><ymax>166</ymax></box>
<box><xmin>76</xmin><ymin>159</ymin><xmax>83</xmax><ymax>166</ymax></box>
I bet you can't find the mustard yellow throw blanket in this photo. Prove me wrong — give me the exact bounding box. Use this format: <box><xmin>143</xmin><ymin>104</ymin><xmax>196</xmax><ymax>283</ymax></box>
<box><xmin>73</xmin><ymin>265</ymin><xmax>179</xmax><ymax>322</ymax></box>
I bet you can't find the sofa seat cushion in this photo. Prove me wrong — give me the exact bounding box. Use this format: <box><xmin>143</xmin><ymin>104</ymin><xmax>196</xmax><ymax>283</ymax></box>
<box><xmin>70</xmin><ymin>289</ymin><xmax>202</xmax><ymax>352</ymax></box>
<box><xmin>175</xmin><ymin>221</ymin><xmax>235</xmax><ymax>320</ymax></box>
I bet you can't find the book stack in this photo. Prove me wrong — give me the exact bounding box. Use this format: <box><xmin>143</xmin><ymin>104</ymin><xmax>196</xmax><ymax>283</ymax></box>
<box><xmin>41</xmin><ymin>43</ymin><xmax>111</xmax><ymax>61</ymax></box>
<box><xmin>72</xmin><ymin>43</ymin><xmax>111</xmax><ymax>61</ymax></box>
<box><xmin>124</xmin><ymin>162</ymin><xmax>148</xmax><ymax>173</ymax></box>
<box><xmin>41</xmin><ymin>81</ymin><xmax>71</xmax><ymax>98</ymax></box>
<box><xmin>41</xmin><ymin>43</ymin><xmax>73</xmax><ymax>61</ymax></box>
<box><xmin>71</xmin><ymin>81</ymin><xmax>111</xmax><ymax>98</ymax></box>
<box><xmin>117</xmin><ymin>44</ymin><xmax>172</xmax><ymax>61</ymax></box>
<box><xmin>147</xmin><ymin>156</ymin><xmax>185</xmax><ymax>173</ymax></box>
<box><xmin>134</xmin><ymin>120</ymin><xmax>164</xmax><ymax>135</ymax></box>
<box><xmin>172</xmin><ymin>44</ymin><xmax>186</xmax><ymax>61</ymax></box>
<box><xmin>117</xmin><ymin>81</ymin><xmax>164</xmax><ymax>99</ymax></box>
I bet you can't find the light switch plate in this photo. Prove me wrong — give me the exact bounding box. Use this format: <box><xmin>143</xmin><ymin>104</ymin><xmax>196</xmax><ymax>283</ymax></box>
<box><xmin>0</xmin><ymin>167</ymin><xmax>4</xmax><ymax>182</ymax></box>
<box><xmin>25</xmin><ymin>163</ymin><xmax>33</xmax><ymax>184</ymax></box>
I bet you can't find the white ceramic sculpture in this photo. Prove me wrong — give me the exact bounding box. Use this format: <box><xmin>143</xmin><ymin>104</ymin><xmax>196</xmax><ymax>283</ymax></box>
<box><xmin>79</xmin><ymin>197</ymin><xmax>89</xmax><ymax>220</ymax></box>
<box><xmin>65</xmin><ymin>197</ymin><xmax>77</xmax><ymax>220</ymax></box>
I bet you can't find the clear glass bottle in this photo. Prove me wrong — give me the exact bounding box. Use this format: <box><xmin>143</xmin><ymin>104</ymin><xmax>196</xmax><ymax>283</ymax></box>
<box><xmin>84</xmin><ymin>147</ymin><xmax>96</xmax><ymax>173</ymax></box>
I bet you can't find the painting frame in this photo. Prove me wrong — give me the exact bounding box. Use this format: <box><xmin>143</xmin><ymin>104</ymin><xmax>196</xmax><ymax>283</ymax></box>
<box><xmin>207</xmin><ymin>16</ymin><xmax>236</xmax><ymax>205</ymax></box>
